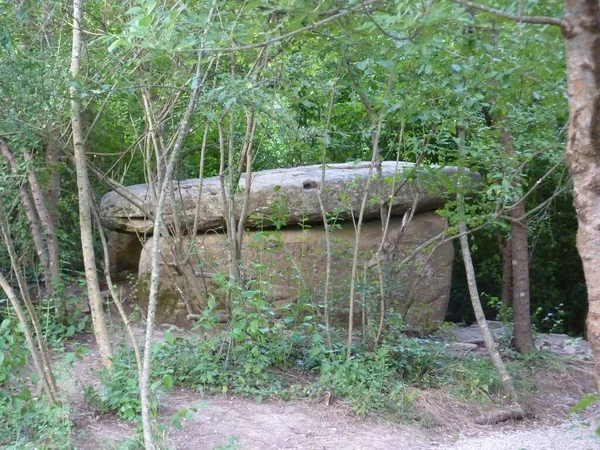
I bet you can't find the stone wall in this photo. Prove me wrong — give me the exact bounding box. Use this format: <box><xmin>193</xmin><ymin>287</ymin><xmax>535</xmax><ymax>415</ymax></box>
<box><xmin>136</xmin><ymin>212</ymin><xmax>453</xmax><ymax>331</ymax></box>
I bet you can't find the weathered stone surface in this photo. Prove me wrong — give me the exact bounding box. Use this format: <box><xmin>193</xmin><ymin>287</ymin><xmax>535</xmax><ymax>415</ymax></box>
<box><xmin>136</xmin><ymin>212</ymin><xmax>453</xmax><ymax>332</ymax></box>
<box><xmin>107</xmin><ymin>232</ymin><xmax>143</xmax><ymax>281</ymax></box>
<box><xmin>100</xmin><ymin>161</ymin><xmax>472</xmax><ymax>234</ymax></box>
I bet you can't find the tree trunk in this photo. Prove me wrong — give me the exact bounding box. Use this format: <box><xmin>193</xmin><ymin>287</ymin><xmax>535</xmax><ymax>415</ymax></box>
<box><xmin>0</xmin><ymin>272</ymin><xmax>56</xmax><ymax>405</ymax></box>
<box><xmin>457</xmin><ymin>128</ymin><xmax>519</xmax><ymax>403</ymax></box>
<box><xmin>498</xmin><ymin>234</ymin><xmax>512</xmax><ymax>307</ymax></box>
<box><xmin>0</xmin><ymin>206</ymin><xmax>58</xmax><ymax>399</ymax></box>
<box><xmin>0</xmin><ymin>141</ymin><xmax>52</xmax><ymax>285</ymax></box>
<box><xmin>139</xmin><ymin>46</ymin><xmax>208</xmax><ymax>448</ymax></box>
<box><xmin>70</xmin><ymin>0</ymin><xmax>112</xmax><ymax>367</ymax></box>
<box><xmin>459</xmin><ymin>222</ymin><xmax>519</xmax><ymax>402</ymax></box>
<box><xmin>563</xmin><ymin>0</ymin><xmax>600</xmax><ymax>392</ymax></box>
<box><xmin>509</xmin><ymin>199</ymin><xmax>534</xmax><ymax>352</ymax></box>
<box><xmin>45</xmin><ymin>136</ymin><xmax>61</xmax><ymax>230</ymax></box>
<box><xmin>500</xmin><ymin>129</ymin><xmax>534</xmax><ymax>352</ymax></box>
<box><xmin>22</xmin><ymin>150</ymin><xmax>61</xmax><ymax>290</ymax></box>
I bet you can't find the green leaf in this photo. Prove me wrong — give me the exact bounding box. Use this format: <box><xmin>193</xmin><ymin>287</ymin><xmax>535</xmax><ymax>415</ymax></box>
<box><xmin>356</xmin><ymin>60</ymin><xmax>368</xmax><ymax>71</ymax></box>
<box><xmin>107</xmin><ymin>38</ymin><xmax>125</xmax><ymax>53</ymax></box>
<box><xmin>172</xmin><ymin>417</ymin><xmax>183</xmax><ymax>430</ymax></box>
<box><xmin>165</xmin><ymin>329</ymin><xmax>175</xmax><ymax>345</ymax></box>
<box><xmin>138</xmin><ymin>15</ymin><xmax>153</xmax><ymax>27</ymax></box>
<box><xmin>126</xmin><ymin>6</ymin><xmax>142</xmax><ymax>15</ymax></box>
<box><xmin>163</xmin><ymin>374</ymin><xmax>174</xmax><ymax>390</ymax></box>
<box><xmin>570</xmin><ymin>393</ymin><xmax>599</xmax><ymax>413</ymax></box>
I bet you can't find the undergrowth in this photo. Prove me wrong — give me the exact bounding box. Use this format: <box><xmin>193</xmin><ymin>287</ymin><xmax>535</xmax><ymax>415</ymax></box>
<box><xmin>82</xmin><ymin>277</ymin><xmax>565</xmax><ymax>427</ymax></box>
<box><xmin>0</xmin><ymin>317</ymin><xmax>73</xmax><ymax>449</ymax></box>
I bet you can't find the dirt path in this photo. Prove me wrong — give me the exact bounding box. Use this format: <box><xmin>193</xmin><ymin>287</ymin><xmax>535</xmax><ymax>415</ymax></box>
<box><xmin>74</xmin><ymin>390</ymin><xmax>600</xmax><ymax>450</ymax></box>
<box><xmin>74</xmin><ymin>390</ymin><xmax>433</xmax><ymax>449</ymax></box>
<box><xmin>443</xmin><ymin>422</ymin><xmax>600</xmax><ymax>450</ymax></box>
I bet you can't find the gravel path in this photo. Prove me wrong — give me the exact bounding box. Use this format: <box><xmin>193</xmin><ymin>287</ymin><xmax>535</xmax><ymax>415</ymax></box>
<box><xmin>441</xmin><ymin>422</ymin><xmax>600</xmax><ymax>450</ymax></box>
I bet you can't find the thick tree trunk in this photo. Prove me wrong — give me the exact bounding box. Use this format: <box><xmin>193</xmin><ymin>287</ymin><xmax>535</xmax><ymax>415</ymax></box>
<box><xmin>564</xmin><ymin>0</ymin><xmax>600</xmax><ymax>392</ymax></box>
<box><xmin>70</xmin><ymin>0</ymin><xmax>112</xmax><ymax>367</ymax></box>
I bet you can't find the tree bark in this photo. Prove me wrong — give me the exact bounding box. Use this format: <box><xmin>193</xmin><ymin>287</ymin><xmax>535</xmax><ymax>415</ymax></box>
<box><xmin>0</xmin><ymin>141</ymin><xmax>52</xmax><ymax>285</ymax></box>
<box><xmin>563</xmin><ymin>0</ymin><xmax>600</xmax><ymax>392</ymax></box>
<box><xmin>457</xmin><ymin>128</ymin><xmax>519</xmax><ymax>403</ymax></box>
<box><xmin>45</xmin><ymin>136</ymin><xmax>61</xmax><ymax>230</ymax></box>
<box><xmin>498</xmin><ymin>234</ymin><xmax>512</xmax><ymax>307</ymax></box>
<box><xmin>22</xmin><ymin>149</ymin><xmax>61</xmax><ymax>290</ymax></box>
<box><xmin>70</xmin><ymin>0</ymin><xmax>112</xmax><ymax>367</ymax></box>
<box><xmin>0</xmin><ymin>271</ymin><xmax>56</xmax><ymax>404</ymax></box>
<box><xmin>501</xmin><ymin>130</ymin><xmax>534</xmax><ymax>353</ymax></box>
<box><xmin>509</xmin><ymin>198</ymin><xmax>534</xmax><ymax>352</ymax></box>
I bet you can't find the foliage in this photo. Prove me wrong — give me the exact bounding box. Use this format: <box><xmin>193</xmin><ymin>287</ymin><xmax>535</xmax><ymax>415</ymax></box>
<box><xmin>38</xmin><ymin>288</ymin><xmax>91</xmax><ymax>346</ymax></box>
<box><xmin>85</xmin><ymin>345</ymin><xmax>159</xmax><ymax>421</ymax></box>
<box><xmin>319</xmin><ymin>345</ymin><xmax>416</xmax><ymax>416</ymax></box>
<box><xmin>0</xmin><ymin>318</ymin><xmax>72</xmax><ymax>449</ymax></box>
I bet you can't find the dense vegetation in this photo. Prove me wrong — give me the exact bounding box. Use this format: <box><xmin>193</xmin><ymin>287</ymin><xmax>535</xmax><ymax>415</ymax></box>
<box><xmin>0</xmin><ymin>0</ymin><xmax>596</xmax><ymax>448</ymax></box>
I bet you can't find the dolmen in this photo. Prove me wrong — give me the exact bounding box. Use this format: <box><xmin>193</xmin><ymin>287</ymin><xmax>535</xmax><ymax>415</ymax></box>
<box><xmin>100</xmin><ymin>162</ymin><xmax>471</xmax><ymax>332</ymax></box>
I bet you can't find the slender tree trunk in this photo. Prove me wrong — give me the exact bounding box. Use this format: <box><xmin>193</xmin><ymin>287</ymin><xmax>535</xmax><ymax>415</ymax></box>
<box><xmin>509</xmin><ymin>199</ymin><xmax>534</xmax><ymax>352</ymax></box>
<box><xmin>140</xmin><ymin>46</ymin><xmax>207</xmax><ymax>448</ymax></box>
<box><xmin>70</xmin><ymin>0</ymin><xmax>112</xmax><ymax>367</ymax></box>
<box><xmin>563</xmin><ymin>0</ymin><xmax>600</xmax><ymax>392</ymax></box>
<box><xmin>459</xmin><ymin>223</ymin><xmax>519</xmax><ymax>402</ymax></box>
<box><xmin>501</xmin><ymin>129</ymin><xmax>534</xmax><ymax>352</ymax></box>
<box><xmin>498</xmin><ymin>234</ymin><xmax>512</xmax><ymax>307</ymax></box>
<box><xmin>45</xmin><ymin>136</ymin><xmax>61</xmax><ymax>230</ymax></box>
<box><xmin>0</xmin><ymin>207</ymin><xmax>58</xmax><ymax>399</ymax></box>
<box><xmin>0</xmin><ymin>141</ymin><xmax>52</xmax><ymax>284</ymax></box>
<box><xmin>22</xmin><ymin>149</ymin><xmax>61</xmax><ymax>290</ymax></box>
<box><xmin>457</xmin><ymin>127</ymin><xmax>519</xmax><ymax>402</ymax></box>
<box><xmin>91</xmin><ymin>201</ymin><xmax>142</xmax><ymax>376</ymax></box>
<box><xmin>0</xmin><ymin>271</ymin><xmax>56</xmax><ymax>404</ymax></box>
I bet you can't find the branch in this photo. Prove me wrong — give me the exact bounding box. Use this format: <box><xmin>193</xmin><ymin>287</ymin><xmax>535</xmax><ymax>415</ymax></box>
<box><xmin>194</xmin><ymin>0</ymin><xmax>380</xmax><ymax>53</ymax></box>
<box><xmin>450</xmin><ymin>0</ymin><xmax>566</xmax><ymax>28</ymax></box>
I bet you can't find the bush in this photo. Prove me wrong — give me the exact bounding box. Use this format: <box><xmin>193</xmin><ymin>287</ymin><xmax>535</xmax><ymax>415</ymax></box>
<box><xmin>84</xmin><ymin>346</ymin><xmax>159</xmax><ymax>421</ymax></box>
<box><xmin>319</xmin><ymin>346</ymin><xmax>408</xmax><ymax>415</ymax></box>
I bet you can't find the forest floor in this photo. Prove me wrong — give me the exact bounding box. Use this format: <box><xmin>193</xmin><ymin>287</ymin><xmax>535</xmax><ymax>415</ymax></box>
<box><xmin>63</xmin><ymin>321</ymin><xmax>600</xmax><ymax>450</ymax></box>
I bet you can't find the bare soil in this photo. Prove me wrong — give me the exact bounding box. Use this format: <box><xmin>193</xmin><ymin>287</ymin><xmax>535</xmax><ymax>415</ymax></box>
<box><xmin>62</xmin><ymin>323</ymin><xmax>600</xmax><ymax>450</ymax></box>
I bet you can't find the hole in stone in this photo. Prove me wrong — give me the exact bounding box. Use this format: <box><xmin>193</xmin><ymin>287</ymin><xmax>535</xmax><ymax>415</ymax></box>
<box><xmin>302</xmin><ymin>180</ymin><xmax>319</xmax><ymax>190</ymax></box>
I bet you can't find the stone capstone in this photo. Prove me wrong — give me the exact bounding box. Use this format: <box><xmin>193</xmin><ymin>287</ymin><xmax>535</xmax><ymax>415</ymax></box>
<box><xmin>99</xmin><ymin>161</ymin><xmax>474</xmax><ymax>235</ymax></box>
